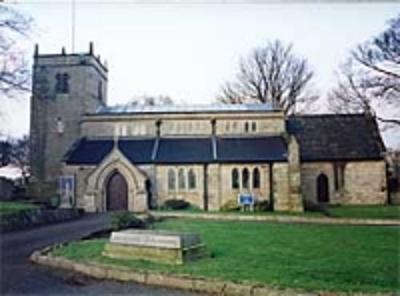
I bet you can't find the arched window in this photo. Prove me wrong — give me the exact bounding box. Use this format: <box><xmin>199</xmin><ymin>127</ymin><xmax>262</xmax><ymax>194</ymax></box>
<box><xmin>253</xmin><ymin>168</ymin><xmax>260</xmax><ymax>188</ymax></box>
<box><xmin>242</xmin><ymin>168</ymin><xmax>249</xmax><ymax>189</ymax></box>
<box><xmin>244</xmin><ymin>122</ymin><xmax>249</xmax><ymax>132</ymax></box>
<box><xmin>226</xmin><ymin>122</ymin><xmax>230</xmax><ymax>132</ymax></box>
<box><xmin>55</xmin><ymin>73</ymin><xmax>62</xmax><ymax>92</ymax></box>
<box><xmin>188</xmin><ymin>169</ymin><xmax>196</xmax><ymax>189</ymax></box>
<box><xmin>251</xmin><ymin>122</ymin><xmax>257</xmax><ymax>132</ymax></box>
<box><xmin>168</xmin><ymin>169</ymin><xmax>176</xmax><ymax>190</ymax></box>
<box><xmin>98</xmin><ymin>81</ymin><xmax>103</xmax><ymax>101</ymax></box>
<box><xmin>62</xmin><ymin>73</ymin><xmax>69</xmax><ymax>93</ymax></box>
<box><xmin>178</xmin><ymin>168</ymin><xmax>186</xmax><ymax>189</ymax></box>
<box><xmin>232</xmin><ymin>122</ymin><xmax>238</xmax><ymax>131</ymax></box>
<box><xmin>232</xmin><ymin>168</ymin><xmax>239</xmax><ymax>189</ymax></box>
<box><xmin>55</xmin><ymin>73</ymin><xmax>70</xmax><ymax>93</ymax></box>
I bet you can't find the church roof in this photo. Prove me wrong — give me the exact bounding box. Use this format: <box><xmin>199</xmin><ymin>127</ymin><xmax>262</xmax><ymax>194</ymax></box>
<box><xmin>287</xmin><ymin>114</ymin><xmax>385</xmax><ymax>161</ymax></box>
<box><xmin>95</xmin><ymin>103</ymin><xmax>275</xmax><ymax>115</ymax></box>
<box><xmin>217</xmin><ymin>136</ymin><xmax>287</xmax><ymax>163</ymax></box>
<box><xmin>64</xmin><ymin>114</ymin><xmax>385</xmax><ymax>166</ymax></box>
<box><xmin>155</xmin><ymin>138</ymin><xmax>214</xmax><ymax>163</ymax></box>
<box><xmin>118</xmin><ymin>138</ymin><xmax>156</xmax><ymax>163</ymax></box>
<box><xmin>64</xmin><ymin>136</ymin><xmax>288</xmax><ymax>165</ymax></box>
<box><xmin>64</xmin><ymin>138</ymin><xmax>113</xmax><ymax>165</ymax></box>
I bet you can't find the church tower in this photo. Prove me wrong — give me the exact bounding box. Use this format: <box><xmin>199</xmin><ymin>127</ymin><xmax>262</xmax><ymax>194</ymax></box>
<box><xmin>30</xmin><ymin>42</ymin><xmax>108</xmax><ymax>198</ymax></box>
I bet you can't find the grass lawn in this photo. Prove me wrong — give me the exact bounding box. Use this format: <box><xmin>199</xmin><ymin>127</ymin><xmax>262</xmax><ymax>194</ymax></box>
<box><xmin>327</xmin><ymin>205</ymin><xmax>400</xmax><ymax>220</ymax></box>
<box><xmin>155</xmin><ymin>208</ymin><xmax>324</xmax><ymax>217</ymax></box>
<box><xmin>0</xmin><ymin>201</ymin><xmax>37</xmax><ymax>216</ymax></box>
<box><xmin>53</xmin><ymin>218</ymin><xmax>400</xmax><ymax>293</ymax></box>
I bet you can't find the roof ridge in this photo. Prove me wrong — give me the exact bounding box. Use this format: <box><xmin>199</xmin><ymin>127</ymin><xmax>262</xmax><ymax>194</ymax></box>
<box><xmin>291</xmin><ymin>113</ymin><xmax>367</xmax><ymax>118</ymax></box>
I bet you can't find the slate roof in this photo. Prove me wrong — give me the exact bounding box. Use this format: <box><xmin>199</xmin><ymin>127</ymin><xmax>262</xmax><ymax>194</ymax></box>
<box><xmin>64</xmin><ymin>136</ymin><xmax>288</xmax><ymax>165</ymax></box>
<box><xmin>155</xmin><ymin>138</ymin><xmax>214</xmax><ymax>164</ymax></box>
<box><xmin>287</xmin><ymin>114</ymin><xmax>385</xmax><ymax>161</ymax></box>
<box><xmin>118</xmin><ymin>138</ymin><xmax>155</xmax><ymax>164</ymax></box>
<box><xmin>217</xmin><ymin>137</ymin><xmax>287</xmax><ymax>162</ymax></box>
<box><xmin>64</xmin><ymin>114</ymin><xmax>385</xmax><ymax>166</ymax></box>
<box><xmin>64</xmin><ymin>138</ymin><xmax>113</xmax><ymax>165</ymax></box>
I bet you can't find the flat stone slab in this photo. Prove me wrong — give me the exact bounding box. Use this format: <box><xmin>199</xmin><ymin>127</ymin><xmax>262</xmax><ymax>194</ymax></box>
<box><xmin>105</xmin><ymin>229</ymin><xmax>208</xmax><ymax>265</ymax></box>
<box><xmin>109</xmin><ymin>229</ymin><xmax>202</xmax><ymax>249</ymax></box>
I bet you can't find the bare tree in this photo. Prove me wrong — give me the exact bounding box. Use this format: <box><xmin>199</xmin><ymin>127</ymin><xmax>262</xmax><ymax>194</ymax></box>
<box><xmin>329</xmin><ymin>15</ymin><xmax>400</xmax><ymax>127</ymax></box>
<box><xmin>8</xmin><ymin>135</ymin><xmax>30</xmax><ymax>181</ymax></box>
<box><xmin>217</xmin><ymin>40</ymin><xmax>317</xmax><ymax>114</ymax></box>
<box><xmin>128</xmin><ymin>94</ymin><xmax>174</xmax><ymax>106</ymax></box>
<box><xmin>0</xmin><ymin>5</ymin><xmax>32</xmax><ymax>98</ymax></box>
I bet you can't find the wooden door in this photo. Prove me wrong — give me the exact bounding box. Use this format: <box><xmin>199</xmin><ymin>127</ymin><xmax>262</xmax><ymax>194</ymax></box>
<box><xmin>317</xmin><ymin>173</ymin><xmax>329</xmax><ymax>203</ymax></box>
<box><xmin>106</xmin><ymin>171</ymin><xmax>128</xmax><ymax>211</ymax></box>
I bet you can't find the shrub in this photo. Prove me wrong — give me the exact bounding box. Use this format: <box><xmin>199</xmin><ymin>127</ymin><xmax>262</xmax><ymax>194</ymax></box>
<box><xmin>47</xmin><ymin>196</ymin><xmax>60</xmax><ymax>209</ymax></box>
<box><xmin>111</xmin><ymin>211</ymin><xmax>145</xmax><ymax>231</ymax></box>
<box><xmin>220</xmin><ymin>199</ymin><xmax>240</xmax><ymax>212</ymax></box>
<box><xmin>162</xmin><ymin>199</ymin><xmax>191</xmax><ymax>210</ymax></box>
<box><xmin>254</xmin><ymin>200</ymin><xmax>271</xmax><ymax>212</ymax></box>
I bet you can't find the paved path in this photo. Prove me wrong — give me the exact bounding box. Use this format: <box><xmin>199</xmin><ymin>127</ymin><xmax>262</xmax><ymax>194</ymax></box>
<box><xmin>0</xmin><ymin>214</ymin><xmax>200</xmax><ymax>296</ymax></box>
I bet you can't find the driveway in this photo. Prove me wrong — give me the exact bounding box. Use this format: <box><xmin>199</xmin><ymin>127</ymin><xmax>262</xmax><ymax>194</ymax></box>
<box><xmin>0</xmin><ymin>213</ymin><xmax>201</xmax><ymax>295</ymax></box>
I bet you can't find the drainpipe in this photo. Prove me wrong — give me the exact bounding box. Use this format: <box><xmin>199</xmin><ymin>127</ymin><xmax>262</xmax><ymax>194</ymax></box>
<box><xmin>203</xmin><ymin>164</ymin><xmax>208</xmax><ymax>211</ymax></box>
<box><xmin>269</xmin><ymin>162</ymin><xmax>274</xmax><ymax>211</ymax></box>
<box><xmin>203</xmin><ymin>118</ymin><xmax>217</xmax><ymax>211</ymax></box>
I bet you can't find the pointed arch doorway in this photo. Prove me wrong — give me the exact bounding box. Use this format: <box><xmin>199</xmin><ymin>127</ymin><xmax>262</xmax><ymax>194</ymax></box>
<box><xmin>317</xmin><ymin>173</ymin><xmax>330</xmax><ymax>203</ymax></box>
<box><xmin>106</xmin><ymin>171</ymin><xmax>128</xmax><ymax>211</ymax></box>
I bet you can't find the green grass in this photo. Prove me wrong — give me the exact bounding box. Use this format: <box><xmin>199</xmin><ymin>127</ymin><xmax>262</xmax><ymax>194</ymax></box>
<box><xmin>0</xmin><ymin>201</ymin><xmax>37</xmax><ymax>216</ymax></box>
<box><xmin>53</xmin><ymin>218</ymin><xmax>400</xmax><ymax>293</ymax></box>
<box><xmin>155</xmin><ymin>205</ymin><xmax>400</xmax><ymax>220</ymax></box>
<box><xmin>327</xmin><ymin>205</ymin><xmax>400</xmax><ymax>220</ymax></box>
<box><xmin>154</xmin><ymin>208</ymin><xmax>324</xmax><ymax>217</ymax></box>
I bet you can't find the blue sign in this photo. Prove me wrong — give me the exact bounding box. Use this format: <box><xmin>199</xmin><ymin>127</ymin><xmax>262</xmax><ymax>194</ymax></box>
<box><xmin>238</xmin><ymin>194</ymin><xmax>254</xmax><ymax>206</ymax></box>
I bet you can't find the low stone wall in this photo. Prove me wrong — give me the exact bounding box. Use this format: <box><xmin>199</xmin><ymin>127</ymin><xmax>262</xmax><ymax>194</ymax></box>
<box><xmin>0</xmin><ymin>208</ymin><xmax>83</xmax><ymax>233</ymax></box>
<box><xmin>150</xmin><ymin>211</ymin><xmax>400</xmax><ymax>226</ymax></box>
<box><xmin>30</xmin><ymin>245</ymin><xmax>392</xmax><ymax>296</ymax></box>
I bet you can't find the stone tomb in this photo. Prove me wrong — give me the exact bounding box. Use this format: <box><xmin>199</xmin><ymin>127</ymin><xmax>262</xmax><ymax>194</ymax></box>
<box><xmin>103</xmin><ymin>229</ymin><xmax>208</xmax><ymax>265</ymax></box>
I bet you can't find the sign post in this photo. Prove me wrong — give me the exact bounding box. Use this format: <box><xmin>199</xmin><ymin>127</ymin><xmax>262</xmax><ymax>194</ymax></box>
<box><xmin>237</xmin><ymin>193</ymin><xmax>255</xmax><ymax>212</ymax></box>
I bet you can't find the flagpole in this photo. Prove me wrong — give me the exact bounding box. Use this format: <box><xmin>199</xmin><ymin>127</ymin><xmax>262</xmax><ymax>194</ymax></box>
<box><xmin>71</xmin><ymin>0</ymin><xmax>75</xmax><ymax>53</ymax></box>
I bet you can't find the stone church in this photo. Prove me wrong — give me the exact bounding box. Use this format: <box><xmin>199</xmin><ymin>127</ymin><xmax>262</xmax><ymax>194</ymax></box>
<box><xmin>29</xmin><ymin>44</ymin><xmax>388</xmax><ymax>213</ymax></box>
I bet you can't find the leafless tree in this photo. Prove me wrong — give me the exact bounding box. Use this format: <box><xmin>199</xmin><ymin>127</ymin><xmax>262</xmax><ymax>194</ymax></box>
<box><xmin>217</xmin><ymin>40</ymin><xmax>317</xmax><ymax>114</ymax></box>
<box><xmin>8</xmin><ymin>135</ymin><xmax>30</xmax><ymax>181</ymax></box>
<box><xmin>128</xmin><ymin>94</ymin><xmax>174</xmax><ymax>106</ymax></box>
<box><xmin>0</xmin><ymin>5</ymin><xmax>32</xmax><ymax>98</ymax></box>
<box><xmin>329</xmin><ymin>15</ymin><xmax>400</xmax><ymax>127</ymax></box>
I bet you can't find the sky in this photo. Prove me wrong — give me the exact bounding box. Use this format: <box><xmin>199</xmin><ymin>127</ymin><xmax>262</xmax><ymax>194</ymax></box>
<box><xmin>1</xmin><ymin>1</ymin><xmax>399</xmax><ymax>147</ymax></box>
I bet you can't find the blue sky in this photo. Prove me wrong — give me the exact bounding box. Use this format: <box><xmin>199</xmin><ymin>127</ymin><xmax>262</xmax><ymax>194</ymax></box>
<box><xmin>1</xmin><ymin>1</ymin><xmax>399</xmax><ymax>147</ymax></box>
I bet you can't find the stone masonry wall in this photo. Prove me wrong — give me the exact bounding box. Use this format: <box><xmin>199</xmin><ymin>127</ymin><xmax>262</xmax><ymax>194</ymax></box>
<box><xmin>155</xmin><ymin>165</ymin><xmax>205</xmax><ymax>209</ymax></box>
<box><xmin>81</xmin><ymin>112</ymin><xmax>286</xmax><ymax>138</ymax></box>
<box><xmin>301</xmin><ymin>160</ymin><xmax>387</xmax><ymax>205</ymax></box>
<box><xmin>219</xmin><ymin>164</ymin><xmax>271</xmax><ymax>207</ymax></box>
<box><xmin>30</xmin><ymin>52</ymin><xmax>107</xmax><ymax>199</ymax></box>
<box><xmin>62</xmin><ymin>164</ymin><xmax>96</xmax><ymax>211</ymax></box>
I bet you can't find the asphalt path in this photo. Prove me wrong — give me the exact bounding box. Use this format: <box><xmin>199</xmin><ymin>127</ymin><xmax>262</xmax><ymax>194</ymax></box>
<box><xmin>0</xmin><ymin>213</ymin><xmax>202</xmax><ymax>295</ymax></box>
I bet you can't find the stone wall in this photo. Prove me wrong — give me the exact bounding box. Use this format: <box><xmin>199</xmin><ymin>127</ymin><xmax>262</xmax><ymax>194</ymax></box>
<box><xmin>301</xmin><ymin>160</ymin><xmax>387</xmax><ymax>205</ymax></box>
<box><xmin>81</xmin><ymin>111</ymin><xmax>286</xmax><ymax>138</ymax></box>
<box><xmin>0</xmin><ymin>208</ymin><xmax>83</xmax><ymax>233</ymax></box>
<box><xmin>155</xmin><ymin>165</ymin><xmax>205</xmax><ymax>209</ymax></box>
<box><xmin>219</xmin><ymin>164</ymin><xmax>271</xmax><ymax>207</ymax></box>
<box><xmin>62</xmin><ymin>164</ymin><xmax>96</xmax><ymax>211</ymax></box>
<box><xmin>30</xmin><ymin>51</ymin><xmax>107</xmax><ymax>198</ymax></box>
